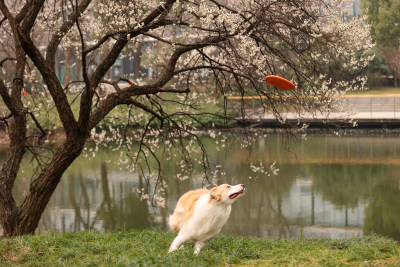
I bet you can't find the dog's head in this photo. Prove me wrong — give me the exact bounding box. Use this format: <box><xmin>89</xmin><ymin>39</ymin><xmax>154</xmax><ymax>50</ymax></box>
<box><xmin>209</xmin><ymin>184</ymin><xmax>245</xmax><ymax>204</ymax></box>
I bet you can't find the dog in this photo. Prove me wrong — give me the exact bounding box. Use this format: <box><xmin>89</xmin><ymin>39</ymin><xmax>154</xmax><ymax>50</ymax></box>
<box><xmin>168</xmin><ymin>183</ymin><xmax>245</xmax><ymax>254</ymax></box>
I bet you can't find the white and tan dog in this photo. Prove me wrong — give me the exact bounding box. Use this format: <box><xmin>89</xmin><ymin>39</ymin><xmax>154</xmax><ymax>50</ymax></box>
<box><xmin>168</xmin><ymin>183</ymin><xmax>245</xmax><ymax>254</ymax></box>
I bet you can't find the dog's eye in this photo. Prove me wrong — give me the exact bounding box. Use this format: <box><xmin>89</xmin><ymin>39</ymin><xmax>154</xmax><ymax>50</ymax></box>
<box><xmin>226</xmin><ymin>185</ymin><xmax>231</xmax><ymax>189</ymax></box>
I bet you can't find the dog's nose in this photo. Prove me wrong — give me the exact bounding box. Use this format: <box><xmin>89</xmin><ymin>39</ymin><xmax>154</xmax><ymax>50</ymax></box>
<box><xmin>241</xmin><ymin>184</ymin><xmax>245</xmax><ymax>188</ymax></box>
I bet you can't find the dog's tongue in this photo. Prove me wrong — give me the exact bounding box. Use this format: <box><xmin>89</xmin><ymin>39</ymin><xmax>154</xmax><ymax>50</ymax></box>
<box><xmin>229</xmin><ymin>193</ymin><xmax>239</xmax><ymax>199</ymax></box>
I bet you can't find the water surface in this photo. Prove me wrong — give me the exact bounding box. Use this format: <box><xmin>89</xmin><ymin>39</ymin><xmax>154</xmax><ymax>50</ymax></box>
<box><xmin>14</xmin><ymin>132</ymin><xmax>400</xmax><ymax>240</ymax></box>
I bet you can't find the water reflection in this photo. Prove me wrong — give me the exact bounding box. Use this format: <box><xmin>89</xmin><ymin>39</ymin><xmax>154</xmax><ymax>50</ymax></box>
<box><xmin>40</xmin><ymin>163</ymin><xmax>151</xmax><ymax>232</ymax></box>
<box><xmin>25</xmin><ymin>133</ymin><xmax>400</xmax><ymax>241</ymax></box>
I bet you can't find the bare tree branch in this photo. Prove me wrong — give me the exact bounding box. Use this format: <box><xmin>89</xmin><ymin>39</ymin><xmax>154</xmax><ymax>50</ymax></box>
<box><xmin>16</xmin><ymin>26</ymin><xmax>78</xmax><ymax>136</ymax></box>
<box><xmin>0</xmin><ymin>79</ymin><xmax>16</xmax><ymax>114</ymax></box>
<box><xmin>27</xmin><ymin>111</ymin><xmax>47</xmax><ymax>140</ymax></box>
<box><xmin>0</xmin><ymin>15</ymin><xmax>6</xmax><ymax>26</ymax></box>
<box><xmin>46</xmin><ymin>0</ymin><xmax>92</xmax><ymax>66</ymax></box>
<box><xmin>19</xmin><ymin>0</ymin><xmax>45</xmax><ymax>34</ymax></box>
<box><xmin>0</xmin><ymin>57</ymin><xmax>15</xmax><ymax>67</ymax></box>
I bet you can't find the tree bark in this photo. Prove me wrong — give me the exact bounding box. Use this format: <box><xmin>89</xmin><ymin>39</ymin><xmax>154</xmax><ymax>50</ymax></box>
<box><xmin>1</xmin><ymin>135</ymin><xmax>87</xmax><ymax>237</ymax></box>
<box><xmin>0</xmin><ymin>113</ymin><xmax>27</xmax><ymax>237</ymax></box>
<box><xmin>0</xmin><ymin>8</ymin><xmax>28</xmax><ymax>237</ymax></box>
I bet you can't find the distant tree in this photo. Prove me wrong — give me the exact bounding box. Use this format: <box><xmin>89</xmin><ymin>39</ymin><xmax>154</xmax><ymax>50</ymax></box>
<box><xmin>361</xmin><ymin>0</ymin><xmax>400</xmax><ymax>86</ymax></box>
<box><xmin>381</xmin><ymin>47</ymin><xmax>400</xmax><ymax>87</ymax></box>
<box><xmin>365</xmin><ymin>47</ymin><xmax>391</xmax><ymax>87</ymax></box>
<box><xmin>0</xmin><ymin>0</ymin><xmax>373</xmax><ymax>237</ymax></box>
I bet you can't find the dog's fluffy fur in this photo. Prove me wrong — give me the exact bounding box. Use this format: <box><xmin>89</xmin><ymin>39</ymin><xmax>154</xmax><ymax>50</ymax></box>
<box><xmin>168</xmin><ymin>184</ymin><xmax>245</xmax><ymax>254</ymax></box>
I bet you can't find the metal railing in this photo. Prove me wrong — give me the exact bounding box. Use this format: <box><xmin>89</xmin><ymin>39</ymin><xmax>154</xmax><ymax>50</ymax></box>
<box><xmin>226</xmin><ymin>95</ymin><xmax>400</xmax><ymax>120</ymax></box>
<box><xmin>342</xmin><ymin>95</ymin><xmax>400</xmax><ymax>119</ymax></box>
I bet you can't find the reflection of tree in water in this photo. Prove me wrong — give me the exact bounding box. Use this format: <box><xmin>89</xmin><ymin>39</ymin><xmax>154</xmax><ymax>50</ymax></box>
<box><xmin>99</xmin><ymin>164</ymin><xmax>151</xmax><ymax>230</ymax></box>
<box><xmin>67</xmin><ymin>173</ymin><xmax>91</xmax><ymax>230</ymax></box>
<box><xmin>308</xmin><ymin>163</ymin><xmax>400</xmax><ymax>239</ymax></box>
<box><xmin>67</xmin><ymin>162</ymin><xmax>151</xmax><ymax>231</ymax></box>
<box><xmin>364</xmin><ymin>166</ymin><xmax>400</xmax><ymax>240</ymax></box>
<box><xmin>308</xmin><ymin>164</ymin><xmax>385</xmax><ymax>210</ymax></box>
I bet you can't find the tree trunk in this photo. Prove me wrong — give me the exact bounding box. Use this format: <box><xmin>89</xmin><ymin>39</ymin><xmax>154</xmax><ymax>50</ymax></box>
<box><xmin>1</xmin><ymin>135</ymin><xmax>87</xmax><ymax>237</ymax></box>
<box><xmin>0</xmin><ymin>115</ymin><xmax>27</xmax><ymax>237</ymax></box>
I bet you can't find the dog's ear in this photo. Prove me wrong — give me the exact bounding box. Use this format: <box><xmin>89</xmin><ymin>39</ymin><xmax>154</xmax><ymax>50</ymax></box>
<box><xmin>210</xmin><ymin>187</ymin><xmax>221</xmax><ymax>202</ymax></box>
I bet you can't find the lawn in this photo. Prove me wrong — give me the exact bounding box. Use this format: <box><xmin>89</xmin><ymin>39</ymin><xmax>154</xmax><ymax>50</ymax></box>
<box><xmin>5</xmin><ymin>92</ymin><xmax>233</xmax><ymax>132</ymax></box>
<box><xmin>0</xmin><ymin>230</ymin><xmax>399</xmax><ymax>266</ymax></box>
<box><xmin>346</xmin><ymin>86</ymin><xmax>400</xmax><ymax>95</ymax></box>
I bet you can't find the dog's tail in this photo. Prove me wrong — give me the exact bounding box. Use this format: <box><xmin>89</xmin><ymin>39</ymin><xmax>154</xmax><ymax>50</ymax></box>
<box><xmin>168</xmin><ymin>209</ymin><xmax>183</xmax><ymax>232</ymax></box>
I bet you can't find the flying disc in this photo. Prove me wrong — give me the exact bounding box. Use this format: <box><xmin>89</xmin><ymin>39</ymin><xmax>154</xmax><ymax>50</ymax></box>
<box><xmin>265</xmin><ymin>75</ymin><xmax>295</xmax><ymax>90</ymax></box>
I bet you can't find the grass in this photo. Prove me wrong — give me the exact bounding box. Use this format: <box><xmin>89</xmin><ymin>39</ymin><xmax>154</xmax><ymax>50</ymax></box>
<box><xmin>346</xmin><ymin>86</ymin><xmax>400</xmax><ymax>95</ymax></box>
<box><xmin>0</xmin><ymin>230</ymin><xmax>399</xmax><ymax>266</ymax></box>
<box><xmin>8</xmin><ymin>92</ymin><xmax>233</xmax><ymax>132</ymax></box>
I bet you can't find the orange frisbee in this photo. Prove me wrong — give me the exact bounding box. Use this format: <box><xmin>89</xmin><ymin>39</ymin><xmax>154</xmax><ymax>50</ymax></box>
<box><xmin>265</xmin><ymin>75</ymin><xmax>295</xmax><ymax>90</ymax></box>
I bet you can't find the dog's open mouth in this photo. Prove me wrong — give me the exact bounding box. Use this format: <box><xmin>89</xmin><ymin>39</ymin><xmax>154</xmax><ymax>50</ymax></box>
<box><xmin>229</xmin><ymin>189</ymin><xmax>244</xmax><ymax>199</ymax></box>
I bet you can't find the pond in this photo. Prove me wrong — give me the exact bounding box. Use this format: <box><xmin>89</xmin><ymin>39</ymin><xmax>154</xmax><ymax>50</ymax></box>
<box><xmin>12</xmin><ymin>131</ymin><xmax>400</xmax><ymax>240</ymax></box>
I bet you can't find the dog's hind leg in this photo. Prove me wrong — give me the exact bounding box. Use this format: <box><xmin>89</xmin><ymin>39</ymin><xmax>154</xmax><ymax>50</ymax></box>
<box><xmin>168</xmin><ymin>234</ymin><xmax>188</xmax><ymax>253</ymax></box>
<box><xmin>194</xmin><ymin>241</ymin><xmax>206</xmax><ymax>255</ymax></box>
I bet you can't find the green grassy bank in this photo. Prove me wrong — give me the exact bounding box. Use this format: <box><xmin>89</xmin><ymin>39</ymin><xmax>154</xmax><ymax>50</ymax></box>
<box><xmin>1</xmin><ymin>231</ymin><xmax>399</xmax><ymax>266</ymax></box>
<box><xmin>346</xmin><ymin>86</ymin><xmax>400</xmax><ymax>95</ymax></box>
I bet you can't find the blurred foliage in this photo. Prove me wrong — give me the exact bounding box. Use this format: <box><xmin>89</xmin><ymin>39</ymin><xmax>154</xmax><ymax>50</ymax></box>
<box><xmin>361</xmin><ymin>0</ymin><xmax>400</xmax><ymax>87</ymax></box>
<box><xmin>361</xmin><ymin>0</ymin><xmax>400</xmax><ymax>48</ymax></box>
<box><xmin>365</xmin><ymin>47</ymin><xmax>392</xmax><ymax>88</ymax></box>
